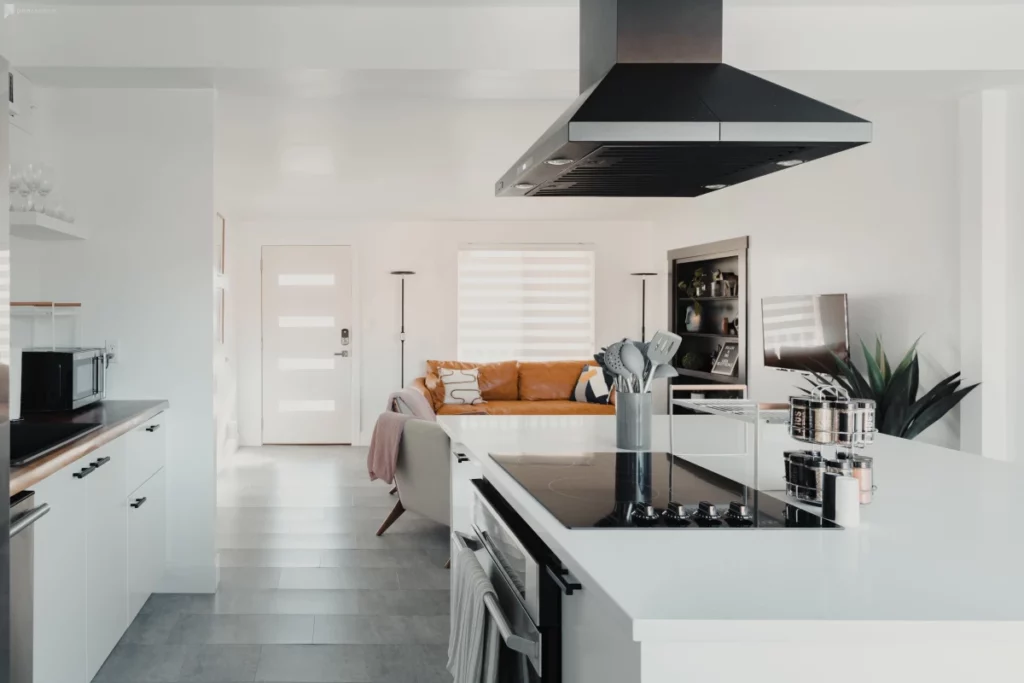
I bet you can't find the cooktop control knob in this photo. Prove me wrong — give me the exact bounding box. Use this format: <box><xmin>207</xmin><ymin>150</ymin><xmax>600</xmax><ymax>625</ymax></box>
<box><xmin>662</xmin><ymin>501</ymin><xmax>690</xmax><ymax>527</ymax></box>
<box><xmin>630</xmin><ymin>504</ymin><xmax>661</xmax><ymax>527</ymax></box>
<box><xmin>725</xmin><ymin>502</ymin><xmax>754</xmax><ymax>525</ymax></box>
<box><xmin>695</xmin><ymin>501</ymin><xmax>720</xmax><ymax>521</ymax></box>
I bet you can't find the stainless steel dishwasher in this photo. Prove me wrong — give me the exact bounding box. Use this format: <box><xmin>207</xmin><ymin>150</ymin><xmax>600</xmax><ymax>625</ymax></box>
<box><xmin>10</xmin><ymin>491</ymin><xmax>51</xmax><ymax>683</ymax></box>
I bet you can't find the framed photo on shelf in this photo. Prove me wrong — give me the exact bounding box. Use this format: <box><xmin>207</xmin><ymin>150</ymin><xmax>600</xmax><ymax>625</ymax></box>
<box><xmin>711</xmin><ymin>341</ymin><xmax>740</xmax><ymax>376</ymax></box>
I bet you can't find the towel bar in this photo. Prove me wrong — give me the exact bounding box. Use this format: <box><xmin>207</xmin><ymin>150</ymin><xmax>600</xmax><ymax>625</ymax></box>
<box><xmin>451</xmin><ymin>532</ymin><xmax>541</xmax><ymax>662</ymax></box>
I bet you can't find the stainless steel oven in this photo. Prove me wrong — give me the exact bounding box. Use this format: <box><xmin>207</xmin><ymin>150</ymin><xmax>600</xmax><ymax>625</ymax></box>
<box><xmin>452</xmin><ymin>479</ymin><xmax>579</xmax><ymax>683</ymax></box>
<box><xmin>20</xmin><ymin>348</ymin><xmax>107</xmax><ymax>413</ymax></box>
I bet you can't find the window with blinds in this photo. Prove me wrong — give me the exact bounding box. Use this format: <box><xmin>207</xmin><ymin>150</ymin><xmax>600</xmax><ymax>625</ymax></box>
<box><xmin>457</xmin><ymin>247</ymin><xmax>596</xmax><ymax>362</ymax></box>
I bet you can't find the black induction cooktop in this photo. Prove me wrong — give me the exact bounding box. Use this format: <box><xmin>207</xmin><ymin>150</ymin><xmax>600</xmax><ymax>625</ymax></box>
<box><xmin>11</xmin><ymin>421</ymin><xmax>104</xmax><ymax>468</ymax></box>
<box><xmin>490</xmin><ymin>451</ymin><xmax>839</xmax><ymax>529</ymax></box>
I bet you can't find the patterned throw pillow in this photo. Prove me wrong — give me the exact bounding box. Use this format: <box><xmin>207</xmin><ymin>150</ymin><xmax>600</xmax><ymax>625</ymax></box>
<box><xmin>438</xmin><ymin>367</ymin><xmax>486</xmax><ymax>405</ymax></box>
<box><xmin>570</xmin><ymin>364</ymin><xmax>613</xmax><ymax>405</ymax></box>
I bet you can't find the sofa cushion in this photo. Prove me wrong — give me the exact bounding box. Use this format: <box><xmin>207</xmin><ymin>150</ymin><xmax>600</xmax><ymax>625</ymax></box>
<box><xmin>570</xmin><ymin>364</ymin><xmax>613</xmax><ymax>405</ymax></box>
<box><xmin>437</xmin><ymin>400</ymin><xmax>614</xmax><ymax>416</ymax></box>
<box><xmin>425</xmin><ymin>360</ymin><xmax>519</xmax><ymax>404</ymax></box>
<box><xmin>518</xmin><ymin>360</ymin><xmax>593</xmax><ymax>401</ymax></box>
<box><xmin>437</xmin><ymin>367</ymin><xmax>486</xmax><ymax>405</ymax></box>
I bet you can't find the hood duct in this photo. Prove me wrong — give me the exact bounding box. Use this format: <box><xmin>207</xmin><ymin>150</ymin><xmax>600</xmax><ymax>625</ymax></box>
<box><xmin>496</xmin><ymin>0</ymin><xmax>871</xmax><ymax>198</ymax></box>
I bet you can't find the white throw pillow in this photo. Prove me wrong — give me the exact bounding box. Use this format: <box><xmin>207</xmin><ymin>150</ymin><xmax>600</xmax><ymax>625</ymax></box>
<box><xmin>438</xmin><ymin>367</ymin><xmax>486</xmax><ymax>405</ymax></box>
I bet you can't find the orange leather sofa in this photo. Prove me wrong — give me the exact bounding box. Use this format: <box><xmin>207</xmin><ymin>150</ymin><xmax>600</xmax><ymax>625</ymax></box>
<box><xmin>410</xmin><ymin>360</ymin><xmax>615</xmax><ymax>416</ymax></box>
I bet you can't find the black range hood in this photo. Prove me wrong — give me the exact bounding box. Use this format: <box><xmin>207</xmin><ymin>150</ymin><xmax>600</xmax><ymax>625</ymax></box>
<box><xmin>496</xmin><ymin>0</ymin><xmax>871</xmax><ymax>198</ymax></box>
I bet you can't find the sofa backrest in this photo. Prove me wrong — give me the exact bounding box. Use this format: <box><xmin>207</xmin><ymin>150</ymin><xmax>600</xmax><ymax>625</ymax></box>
<box><xmin>424</xmin><ymin>359</ymin><xmax>597</xmax><ymax>403</ymax></box>
<box><xmin>424</xmin><ymin>360</ymin><xmax>518</xmax><ymax>405</ymax></box>
<box><xmin>518</xmin><ymin>360</ymin><xmax>592</xmax><ymax>401</ymax></box>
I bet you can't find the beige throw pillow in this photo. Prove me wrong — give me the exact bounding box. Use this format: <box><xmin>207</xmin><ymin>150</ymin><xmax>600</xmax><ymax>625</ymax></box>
<box><xmin>438</xmin><ymin>367</ymin><xmax>486</xmax><ymax>405</ymax></box>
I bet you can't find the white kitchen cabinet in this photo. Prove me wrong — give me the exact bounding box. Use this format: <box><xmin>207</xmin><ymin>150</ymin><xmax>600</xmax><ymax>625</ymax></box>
<box><xmin>127</xmin><ymin>467</ymin><xmax>166</xmax><ymax>622</ymax></box>
<box><xmin>449</xmin><ymin>445</ymin><xmax>481</xmax><ymax>537</ymax></box>
<box><xmin>562</xmin><ymin>579</ymin><xmax>641</xmax><ymax>683</ymax></box>
<box><xmin>33</xmin><ymin>464</ymin><xmax>90</xmax><ymax>683</ymax></box>
<box><xmin>85</xmin><ymin>437</ymin><xmax>129</xmax><ymax>682</ymax></box>
<box><xmin>125</xmin><ymin>413</ymin><xmax>166</xmax><ymax>496</ymax></box>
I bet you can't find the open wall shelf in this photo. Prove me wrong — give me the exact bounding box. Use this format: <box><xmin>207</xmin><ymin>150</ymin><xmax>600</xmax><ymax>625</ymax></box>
<box><xmin>667</xmin><ymin>237</ymin><xmax>749</xmax><ymax>412</ymax></box>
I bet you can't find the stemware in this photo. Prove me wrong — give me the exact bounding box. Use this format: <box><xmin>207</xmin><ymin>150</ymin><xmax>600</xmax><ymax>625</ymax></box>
<box><xmin>37</xmin><ymin>165</ymin><xmax>54</xmax><ymax>215</ymax></box>
<box><xmin>8</xmin><ymin>165</ymin><xmax>23</xmax><ymax>211</ymax></box>
<box><xmin>24</xmin><ymin>163</ymin><xmax>43</xmax><ymax>212</ymax></box>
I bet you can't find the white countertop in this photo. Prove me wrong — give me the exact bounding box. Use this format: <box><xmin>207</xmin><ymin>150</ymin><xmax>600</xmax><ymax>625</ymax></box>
<box><xmin>438</xmin><ymin>414</ymin><xmax>1024</xmax><ymax>643</ymax></box>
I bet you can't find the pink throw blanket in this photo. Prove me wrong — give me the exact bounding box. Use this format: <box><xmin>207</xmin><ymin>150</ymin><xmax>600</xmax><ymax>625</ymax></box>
<box><xmin>366</xmin><ymin>389</ymin><xmax>437</xmax><ymax>484</ymax></box>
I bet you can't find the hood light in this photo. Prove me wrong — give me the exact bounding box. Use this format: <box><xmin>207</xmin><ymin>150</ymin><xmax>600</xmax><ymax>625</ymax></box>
<box><xmin>515</xmin><ymin>182</ymin><xmax>537</xmax><ymax>191</ymax></box>
<box><xmin>545</xmin><ymin>158</ymin><xmax>574</xmax><ymax>166</ymax></box>
<box><xmin>704</xmin><ymin>184</ymin><xmax>728</xmax><ymax>190</ymax></box>
<box><xmin>776</xmin><ymin>159</ymin><xmax>804</xmax><ymax>167</ymax></box>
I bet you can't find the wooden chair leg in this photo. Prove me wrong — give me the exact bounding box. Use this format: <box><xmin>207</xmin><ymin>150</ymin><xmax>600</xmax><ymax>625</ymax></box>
<box><xmin>375</xmin><ymin>500</ymin><xmax>406</xmax><ymax>536</ymax></box>
<box><xmin>389</xmin><ymin>485</ymin><xmax>398</xmax><ymax>495</ymax></box>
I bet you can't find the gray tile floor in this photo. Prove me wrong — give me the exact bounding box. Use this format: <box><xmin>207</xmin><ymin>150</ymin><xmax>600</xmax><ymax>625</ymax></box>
<box><xmin>95</xmin><ymin>446</ymin><xmax>452</xmax><ymax>683</ymax></box>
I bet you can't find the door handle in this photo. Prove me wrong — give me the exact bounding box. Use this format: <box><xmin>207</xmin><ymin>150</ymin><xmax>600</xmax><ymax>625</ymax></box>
<box><xmin>92</xmin><ymin>456</ymin><xmax>111</xmax><ymax>469</ymax></box>
<box><xmin>73</xmin><ymin>465</ymin><xmax>97</xmax><ymax>479</ymax></box>
<box><xmin>130</xmin><ymin>497</ymin><xmax>148</xmax><ymax>509</ymax></box>
<box><xmin>10</xmin><ymin>504</ymin><xmax>51</xmax><ymax>539</ymax></box>
<box><xmin>145</xmin><ymin>424</ymin><xmax>161</xmax><ymax>433</ymax></box>
<box><xmin>334</xmin><ymin>351</ymin><xmax>350</xmax><ymax>357</ymax></box>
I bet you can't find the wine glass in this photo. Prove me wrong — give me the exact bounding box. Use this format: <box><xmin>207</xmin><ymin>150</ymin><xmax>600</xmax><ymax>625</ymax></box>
<box><xmin>24</xmin><ymin>163</ymin><xmax>43</xmax><ymax>213</ymax></box>
<box><xmin>37</xmin><ymin>166</ymin><xmax>54</xmax><ymax>215</ymax></box>
<box><xmin>8</xmin><ymin>165</ymin><xmax>22</xmax><ymax>211</ymax></box>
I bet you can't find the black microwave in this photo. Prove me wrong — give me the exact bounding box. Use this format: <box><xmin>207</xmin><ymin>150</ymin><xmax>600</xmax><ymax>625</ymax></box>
<box><xmin>21</xmin><ymin>348</ymin><xmax>107</xmax><ymax>413</ymax></box>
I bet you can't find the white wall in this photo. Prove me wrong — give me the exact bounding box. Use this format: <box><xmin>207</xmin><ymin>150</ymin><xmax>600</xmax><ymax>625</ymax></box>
<box><xmin>651</xmin><ymin>100</ymin><xmax>962</xmax><ymax>448</ymax></box>
<box><xmin>18</xmin><ymin>88</ymin><xmax>217</xmax><ymax>592</ymax></box>
<box><xmin>1009</xmin><ymin>90</ymin><xmax>1024</xmax><ymax>461</ymax></box>
<box><xmin>218</xmin><ymin>94</ymin><xmax>661</xmax><ymax>446</ymax></box>
<box><xmin>232</xmin><ymin>220</ymin><xmax>656</xmax><ymax>446</ymax></box>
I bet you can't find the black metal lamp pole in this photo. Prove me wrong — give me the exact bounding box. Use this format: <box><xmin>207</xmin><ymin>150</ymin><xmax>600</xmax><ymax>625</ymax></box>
<box><xmin>631</xmin><ymin>272</ymin><xmax>658</xmax><ymax>342</ymax></box>
<box><xmin>390</xmin><ymin>271</ymin><xmax>416</xmax><ymax>387</ymax></box>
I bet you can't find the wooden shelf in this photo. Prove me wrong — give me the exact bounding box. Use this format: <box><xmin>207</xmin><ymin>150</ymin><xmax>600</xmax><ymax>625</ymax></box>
<box><xmin>678</xmin><ymin>332</ymin><xmax>740</xmax><ymax>340</ymax></box>
<box><xmin>11</xmin><ymin>302</ymin><xmax>82</xmax><ymax>318</ymax></box>
<box><xmin>10</xmin><ymin>212</ymin><xmax>89</xmax><ymax>241</ymax></box>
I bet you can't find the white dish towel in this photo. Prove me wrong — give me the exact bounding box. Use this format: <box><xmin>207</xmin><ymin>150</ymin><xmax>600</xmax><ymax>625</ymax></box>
<box><xmin>448</xmin><ymin>546</ymin><xmax>501</xmax><ymax>683</ymax></box>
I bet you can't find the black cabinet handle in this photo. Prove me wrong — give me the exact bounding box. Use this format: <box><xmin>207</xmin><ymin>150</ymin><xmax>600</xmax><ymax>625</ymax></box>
<box><xmin>545</xmin><ymin>565</ymin><xmax>582</xmax><ymax>596</ymax></box>
<box><xmin>73</xmin><ymin>465</ymin><xmax>97</xmax><ymax>479</ymax></box>
<box><xmin>92</xmin><ymin>456</ymin><xmax>111</xmax><ymax>468</ymax></box>
<box><xmin>145</xmin><ymin>424</ymin><xmax>161</xmax><ymax>432</ymax></box>
<box><xmin>455</xmin><ymin>452</ymin><xmax>470</xmax><ymax>464</ymax></box>
<box><xmin>130</xmin><ymin>497</ymin><xmax>148</xmax><ymax>509</ymax></box>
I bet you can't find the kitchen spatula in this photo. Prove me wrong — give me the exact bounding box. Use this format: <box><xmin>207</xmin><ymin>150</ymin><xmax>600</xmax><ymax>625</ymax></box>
<box><xmin>644</xmin><ymin>330</ymin><xmax>683</xmax><ymax>391</ymax></box>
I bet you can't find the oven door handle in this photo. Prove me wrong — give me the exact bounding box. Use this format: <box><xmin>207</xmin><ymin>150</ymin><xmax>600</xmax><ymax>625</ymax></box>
<box><xmin>451</xmin><ymin>533</ymin><xmax>542</xmax><ymax>664</ymax></box>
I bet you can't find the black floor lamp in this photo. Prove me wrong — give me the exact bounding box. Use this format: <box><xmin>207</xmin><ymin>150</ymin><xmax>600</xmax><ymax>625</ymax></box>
<box><xmin>390</xmin><ymin>271</ymin><xmax>415</xmax><ymax>387</ymax></box>
<box><xmin>631</xmin><ymin>272</ymin><xmax>658</xmax><ymax>342</ymax></box>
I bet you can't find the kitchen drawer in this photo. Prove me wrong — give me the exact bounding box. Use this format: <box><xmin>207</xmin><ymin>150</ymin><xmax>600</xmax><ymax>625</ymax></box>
<box><xmin>126</xmin><ymin>412</ymin><xmax>166</xmax><ymax>496</ymax></box>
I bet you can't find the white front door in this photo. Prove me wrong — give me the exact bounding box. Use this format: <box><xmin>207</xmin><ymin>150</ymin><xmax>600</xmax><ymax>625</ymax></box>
<box><xmin>261</xmin><ymin>245</ymin><xmax>354</xmax><ymax>444</ymax></box>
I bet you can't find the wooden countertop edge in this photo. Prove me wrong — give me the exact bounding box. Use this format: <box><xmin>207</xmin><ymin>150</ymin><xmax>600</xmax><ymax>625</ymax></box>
<box><xmin>10</xmin><ymin>401</ymin><xmax>170</xmax><ymax>496</ymax></box>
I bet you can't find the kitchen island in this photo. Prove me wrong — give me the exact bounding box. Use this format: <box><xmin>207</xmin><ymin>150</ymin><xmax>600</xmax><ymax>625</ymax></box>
<box><xmin>438</xmin><ymin>414</ymin><xmax>1024</xmax><ymax>683</ymax></box>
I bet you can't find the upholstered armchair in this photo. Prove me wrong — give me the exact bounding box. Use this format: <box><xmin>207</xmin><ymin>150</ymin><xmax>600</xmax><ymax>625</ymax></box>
<box><xmin>375</xmin><ymin>410</ymin><xmax>450</xmax><ymax>536</ymax></box>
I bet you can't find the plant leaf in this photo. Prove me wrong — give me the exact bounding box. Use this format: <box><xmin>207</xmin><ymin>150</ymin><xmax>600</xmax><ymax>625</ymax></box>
<box><xmin>892</xmin><ymin>336</ymin><xmax>922</xmax><ymax>379</ymax></box>
<box><xmin>881</xmin><ymin>359</ymin><xmax>917</xmax><ymax>436</ymax></box>
<box><xmin>830</xmin><ymin>351</ymin><xmax>874</xmax><ymax>399</ymax></box>
<box><xmin>908</xmin><ymin>354</ymin><xmax>920</xmax><ymax>404</ymax></box>
<box><xmin>902</xmin><ymin>373</ymin><xmax>963</xmax><ymax>434</ymax></box>
<box><xmin>876</xmin><ymin>336</ymin><xmax>892</xmax><ymax>385</ymax></box>
<box><xmin>902</xmin><ymin>383</ymin><xmax>980</xmax><ymax>440</ymax></box>
<box><xmin>860</xmin><ymin>339</ymin><xmax>886</xmax><ymax>397</ymax></box>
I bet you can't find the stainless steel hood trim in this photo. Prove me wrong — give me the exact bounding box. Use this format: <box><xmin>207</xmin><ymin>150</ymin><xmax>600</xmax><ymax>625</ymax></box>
<box><xmin>720</xmin><ymin>121</ymin><xmax>873</xmax><ymax>143</ymax></box>
<box><xmin>569</xmin><ymin>121</ymin><xmax>720</xmax><ymax>143</ymax></box>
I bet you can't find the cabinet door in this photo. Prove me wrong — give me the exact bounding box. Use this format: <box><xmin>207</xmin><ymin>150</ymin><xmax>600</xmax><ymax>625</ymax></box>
<box><xmin>33</xmin><ymin>466</ymin><xmax>90</xmax><ymax>683</ymax></box>
<box><xmin>126</xmin><ymin>412</ymin><xmax>167</xmax><ymax>497</ymax></box>
<box><xmin>449</xmin><ymin>446</ymin><xmax>481</xmax><ymax>537</ymax></box>
<box><xmin>127</xmin><ymin>468</ymin><xmax>166</xmax><ymax>622</ymax></box>
<box><xmin>86</xmin><ymin>439</ymin><xmax>129</xmax><ymax>681</ymax></box>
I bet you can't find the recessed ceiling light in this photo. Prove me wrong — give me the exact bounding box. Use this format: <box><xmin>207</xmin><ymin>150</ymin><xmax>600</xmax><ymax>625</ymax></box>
<box><xmin>545</xmin><ymin>158</ymin><xmax>574</xmax><ymax>166</ymax></box>
<box><xmin>704</xmin><ymin>184</ymin><xmax>728</xmax><ymax>190</ymax></box>
<box><xmin>515</xmin><ymin>182</ymin><xmax>537</xmax><ymax>191</ymax></box>
<box><xmin>776</xmin><ymin>159</ymin><xmax>805</xmax><ymax>167</ymax></box>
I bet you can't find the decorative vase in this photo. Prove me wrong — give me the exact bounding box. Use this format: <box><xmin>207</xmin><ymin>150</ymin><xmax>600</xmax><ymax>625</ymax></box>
<box><xmin>616</xmin><ymin>392</ymin><xmax>652</xmax><ymax>450</ymax></box>
<box><xmin>684</xmin><ymin>306</ymin><xmax>702</xmax><ymax>332</ymax></box>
